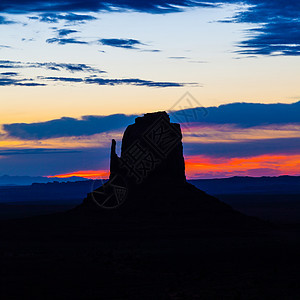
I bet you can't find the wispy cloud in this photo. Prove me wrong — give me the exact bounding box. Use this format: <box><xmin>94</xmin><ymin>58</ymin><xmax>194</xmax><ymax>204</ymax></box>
<box><xmin>46</xmin><ymin>37</ymin><xmax>88</xmax><ymax>45</ymax></box>
<box><xmin>140</xmin><ymin>49</ymin><xmax>161</xmax><ymax>53</ymax></box>
<box><xmin>99</xmin><ymin>38</ymin><xmax>144</xmax><ymax>49</ymax></box>
<box><xmin>0</xmin><ymin>60</ymin><xmax>187</xmax><ymax>87</ymax></box>
<box><xmin>0</xmin><ymin>71</ymin><xmax>45</xmax><ymax>86</ymax></box>
<box><xmin>0</xmin><ymin>60</ymin><xmax>105</xmax><ymax>73</ymax></box>
<box><xmin>0</xmin><ymin>1</ymin><xmax>217</xmax><ymax>14</ymax></box>
<box><xmin>168</xmin><ymin>56</ymin><xmax>188</xmax><ymax>59</ymax></box>
<box><xmin>0</xmin><ymin>148</ymin><xmax>79</xmax><ymax>156</ymax></box>
<box><xmin>1</xmin><ymin>71</ymin><xmax>19</xmax><ymax>76</ymax></box>
<box><xmin>222</xmin><ymin>1</ymin><xmax>300</xmax><ymax>57</ymax></box>
<box><xmin>2</xmin><ymin>1</ymin><xmax>298</xmax><ymax>57</ymax></box>
<box><xmin>0</xmin><ymin>45</ymin><xmax>11</xmax><ymax>49</ymax></box>
<box><xmin>236</xmin><ymin>20</ymin><xmax>300</xmax><ymax>56</ymax></box>
<box><xmin>0</xmin><ymin>15</ymin><xmax>16</xmax><ymax>25</ymax></box>
<box><xmin>56</xmin><ymin>28</ymin><xmax>79</xmax><ymax>37</ymax></box>
<box><xmin>41</xmin><ymin>75</ymin><xmax>190</xmax><ymax>87</ymax></box>
<box><xmin>0</xmin><ymin>77</ymin><xmax>45</xmax><ymax>86</ymax></box>
<box><xmin>30</xmin><ymin>13</ymin><xmax>97</xmax><ymax>24</ymax></box>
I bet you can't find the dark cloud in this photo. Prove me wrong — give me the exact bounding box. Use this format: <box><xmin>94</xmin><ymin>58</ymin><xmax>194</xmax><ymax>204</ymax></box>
<box><xmin>0</xmin><ymin>149</ymin><xmax>79</xmax><ymax>156</ymax></box>
<box><xmin>0</xmin><ymin>15</ymin><xmax>15</xmax><ymax>24</ymax></box>
<box><xmin>0</xmin><ymin>61</ymin><xmax>107</xmax><ymax>85</ymax></box>
<box><xmin>98</xmin><ymin>38</ymin><xmax>160</xmax><ymax>52</ymax></box>
<box><xmin>99</xmin><ymin>38</ymin><xmax>143</xmax><ymax>49</ymax></box>
<box><xmin>41</xmin><ymin>75</ymin><xmax>187</xmax><ymax>87</ymax></box>
<box><xmin>57</xmin><ymin>28</ymin><xmax>79</xmax><ymax>37</ymax></box>
<box><xmin>40</xmin><ymin>76</ymin><xmax>83</xmax><ymax>83</ymax></box>
<box><xmin>3</xmin><ymin>114</ymin><xmax>138</xmax><ymax>140</ymax></box>
<box><xmin>46</xmin><ymin>37</ymin><xmax>88</xmax><ymax>45</ymax></box>
<box><xmin>0</xmin><ymin>72</ymin><xmax>19</xmax><ymax>76</ymax></box>
<box><xmin>1</xmin><ymin>1</ymin><xmax>298</xmax><ymax>57</ymax></box>
<box><xmin>0</xmin><ymin>74</ymin><xmax>45</xmax><ymax>86</ymax></box>
<box><xmin>184</xmin><ymin>137</ymin><xmax>300</xmax><ymax>158</ymax></box>
<box><xmin>0</xmin><ymin>45</ymin><xmax>11</xmax><ymax>49</ymax></box>
<box><xmin>140</xmin><ymin>49</ymin><xmax>161</xmax><ymax>52</ymax></box>
<box><xmin>4</xmin><ymin>101</ymin><xmax>300</xmax><ymax>140</ymax></box>
<box><xmin>21</xmin><ymin>38</ymin><xmax>35</xmax><ymax>42</ymax></box>
<box><xmin>0</xmin><ymin>1</ymin><xmax>217</xmax><ymax>14</ymax></box>
<box><xmin>188</xmin><ymin>60</ymin><xmax>207</xmax><ymax>63</ymax></box>
<box><xmin>0</xmin><ymin>60</ymin><xmax>186</xmax><ymax>87</ymax></box>
<box><xmin>236</xmin><ymin>20</ymin><xmax>300</xmax><ymax>56</ymax></box>
<box><xmin>168</xmin><ymin>56</ymin><xmax>188</xmax><ymax>59</ymax></box>
<box><xmin>0</xmin><ymin>60</ymin><xmax>105</xmax><ymax>73</ymax></box>
<box><xmin>0</xmin><ymin>60</ymin><xmax>22</xmax><ymax>68</ymax></box>
<box><xmin>34</xmin><ymin>13</ymin><xmax>97</xmax><ymax>24</ymax></box>
<box><xmin>170</xmin><ymin>101</ymin><xmax>300</xmax><ymax>127</ymax></box>
<box><xmin>35</xmin><ymin>62</ymin><xmax>104</xmax><ymax>73</ymax></box>
<box><xmin>223</xmin><ymin>1</ymin><xmax>300</xmax><ymax>57</ymax></box>
<box><xmin>0</xmin><ymin>79</ymin><xmax>44</xmax><ymax>86</ymax></box>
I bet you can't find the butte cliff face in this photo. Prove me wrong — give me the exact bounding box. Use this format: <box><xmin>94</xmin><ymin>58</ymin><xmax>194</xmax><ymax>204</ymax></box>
<box><xmin>112</xmin><ymin>111</ymin><xmax>186</xmax><ymax>185</ymax></box>
<box><xmin>81</xmin><ymin>111</ymin><xmax>263</xmax><ymax>228</ymax></box>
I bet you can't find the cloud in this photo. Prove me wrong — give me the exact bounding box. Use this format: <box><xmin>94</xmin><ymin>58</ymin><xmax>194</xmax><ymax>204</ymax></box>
<box><xmin>21</xmin><ymin>38</ymin><xmax>35</xmax><ymax>42</ymax></box>
<box><xmin>0</xmin><ymin>72</ymin><xmax>18</xmax><ymax>76</ymax></box>
<box><xmin>168</xmin><ymin>56</ymin><xmax>188</xmax><ymax>59</ymax></box>
<box><xmin>46</xmin><ymin>37</ymin><xmax>88</xmax><ymax>45</ymax></box>
<box><xmin>0</xmin><ymin>60</ymin><xmax>105</xmax><ymax>73</ymax></box>
<box><xmin>0</xmin><ymin>15</ymin><xmax>15</xmax><ymax>24</ymax></box>
<box><xmin>0</xmin><ymin>60</ymin><xmax>21</xmax><ymax>68</ymax></box>
<box><xmin>41</xmin><ymin>75</ymin><xmax>188</xmax><ymax>87</ymax></box>
<box><xmin>0</xmin><ymin>76</ymin><xmax>45</xmax><ymax>86</ymax></box>
<box><xmin>188</xmin><ymin>60</ymin><xmax>207</xmax><ymax>64</ymax></box>
<box><xmin>0</xmin><ymin>45</ymin><xmax>11</xmax><ymax>49</ymax></box>
<box><xmin>3</xmin><ymin>101</ymin><xmax>300</xmax><ymax>141</ymax></box>
<box><xmin>57</xmin><ymin>28</ymin><xmax>79</xmax><ymax>37</ymax></box>
<box><xmin>99</xmin><ymin>38</ymin><xmax>144</xmax><ymax>49</ymax></box>
<box><xmin>36</xmin><ymin>62</ymin><xmax>105</xmax><ymax>73</ymax></box>
<box><xmin>0</xmin><ymin>1</ymin><xmax>217</xmax><ymax>14</ymax></box>
<box><xmin>140</xmin><ymin>49</ymin><xmax>161</xmax><ymax>52</ymax></box>
<box><xmin>34</xmin><ymin>13</ymin><xmax>97</xmax><ymax>24</ymax></box>
<box><xmin>0</xmin><ymin>60</ymin><xmax>187</xmax><ymax>87</ymax></box>
<box><xmin>40</xmin><ymin>76</ymin><xmax>83</xmax><ymax>83</ymax></box>
<box><xmin>3</xmin><ymin>114</ymin><xmax>138</xmax><ymax>140</ymax></box>
<box><xmin>223</xmin><ymin>1</ymin><xmax>300</xmax><ymax>57</ymax></box>
<box><xmin>0</xmin><ymin>148</ymin><xmax>79</xmax><ymax>156</ymax></box>
<box><xmin>2</xmin><ymin>1</ymin><xmax>298</xmax><ymax>57</ymax></box>
<box><xmin>98</xmin><ymin>38</ymin><xmax>160</xmax><ymax>52</ymax></box>
<box><xmin>236</xmin><ymin>20</ymin><xmax>300</xmax><ymax>56</ymax></box>
<box><xmin>170</xmin><ymin>101</ymin><xmax>300</xmax><ymax>127</ymax></box>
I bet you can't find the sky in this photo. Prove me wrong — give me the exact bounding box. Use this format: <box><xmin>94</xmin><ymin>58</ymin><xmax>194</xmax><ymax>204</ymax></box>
<box><xmin>0</xmin><ymin>0</ymin><xmax>299</xmax><ymax>179</ymax></box>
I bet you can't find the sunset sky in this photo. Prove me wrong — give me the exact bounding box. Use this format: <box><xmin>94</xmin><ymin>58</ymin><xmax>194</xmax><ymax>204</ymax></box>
<box><xmin>0</xmin><ymin>0</ymin><xmax>299</xmax><ymax>179</ymax></box>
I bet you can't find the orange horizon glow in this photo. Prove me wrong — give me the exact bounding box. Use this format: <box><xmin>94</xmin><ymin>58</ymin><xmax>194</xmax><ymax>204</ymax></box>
<box><xmin>185</xmin><ymin>153</ymin><xmax>300</xmax><ymax>178</ymax></box>
<box><xmin>49</xmin><ymin>153</ymin><xmax>300</xmax><ymax>180</ymax></box>
<box><xmin>49</xmin><ymin>169</ymin><xmax>110</xmax><ymax>180</ymax></box>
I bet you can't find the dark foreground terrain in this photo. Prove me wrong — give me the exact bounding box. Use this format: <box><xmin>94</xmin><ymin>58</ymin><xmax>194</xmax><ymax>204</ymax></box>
<box><xmin>1</xmin><ymin>201</ymin><xmax>299</xmax><ymax>299</ymax></box>
<box><xmin>1</xmin><ymin>176</ymin><xmax>300</xmax><ymax>223</ymax></box>
<box><xmin>0</xmin><ymin>182</ymin><xmax>299</xmax><ymax>299</ymax></box>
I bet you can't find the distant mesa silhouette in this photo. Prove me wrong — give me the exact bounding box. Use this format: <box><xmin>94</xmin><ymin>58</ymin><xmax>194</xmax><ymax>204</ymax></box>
<box><xmin>80</xmin><ymin>111</ymin><xmax>263</xmax><ymax>227</ymax></box>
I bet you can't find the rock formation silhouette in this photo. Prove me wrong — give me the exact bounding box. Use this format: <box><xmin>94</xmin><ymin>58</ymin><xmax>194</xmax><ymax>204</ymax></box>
<box><xmin>81</xmin><ymin>111</ymin><xmax>263</xmax><ymax>228</ymax></box>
